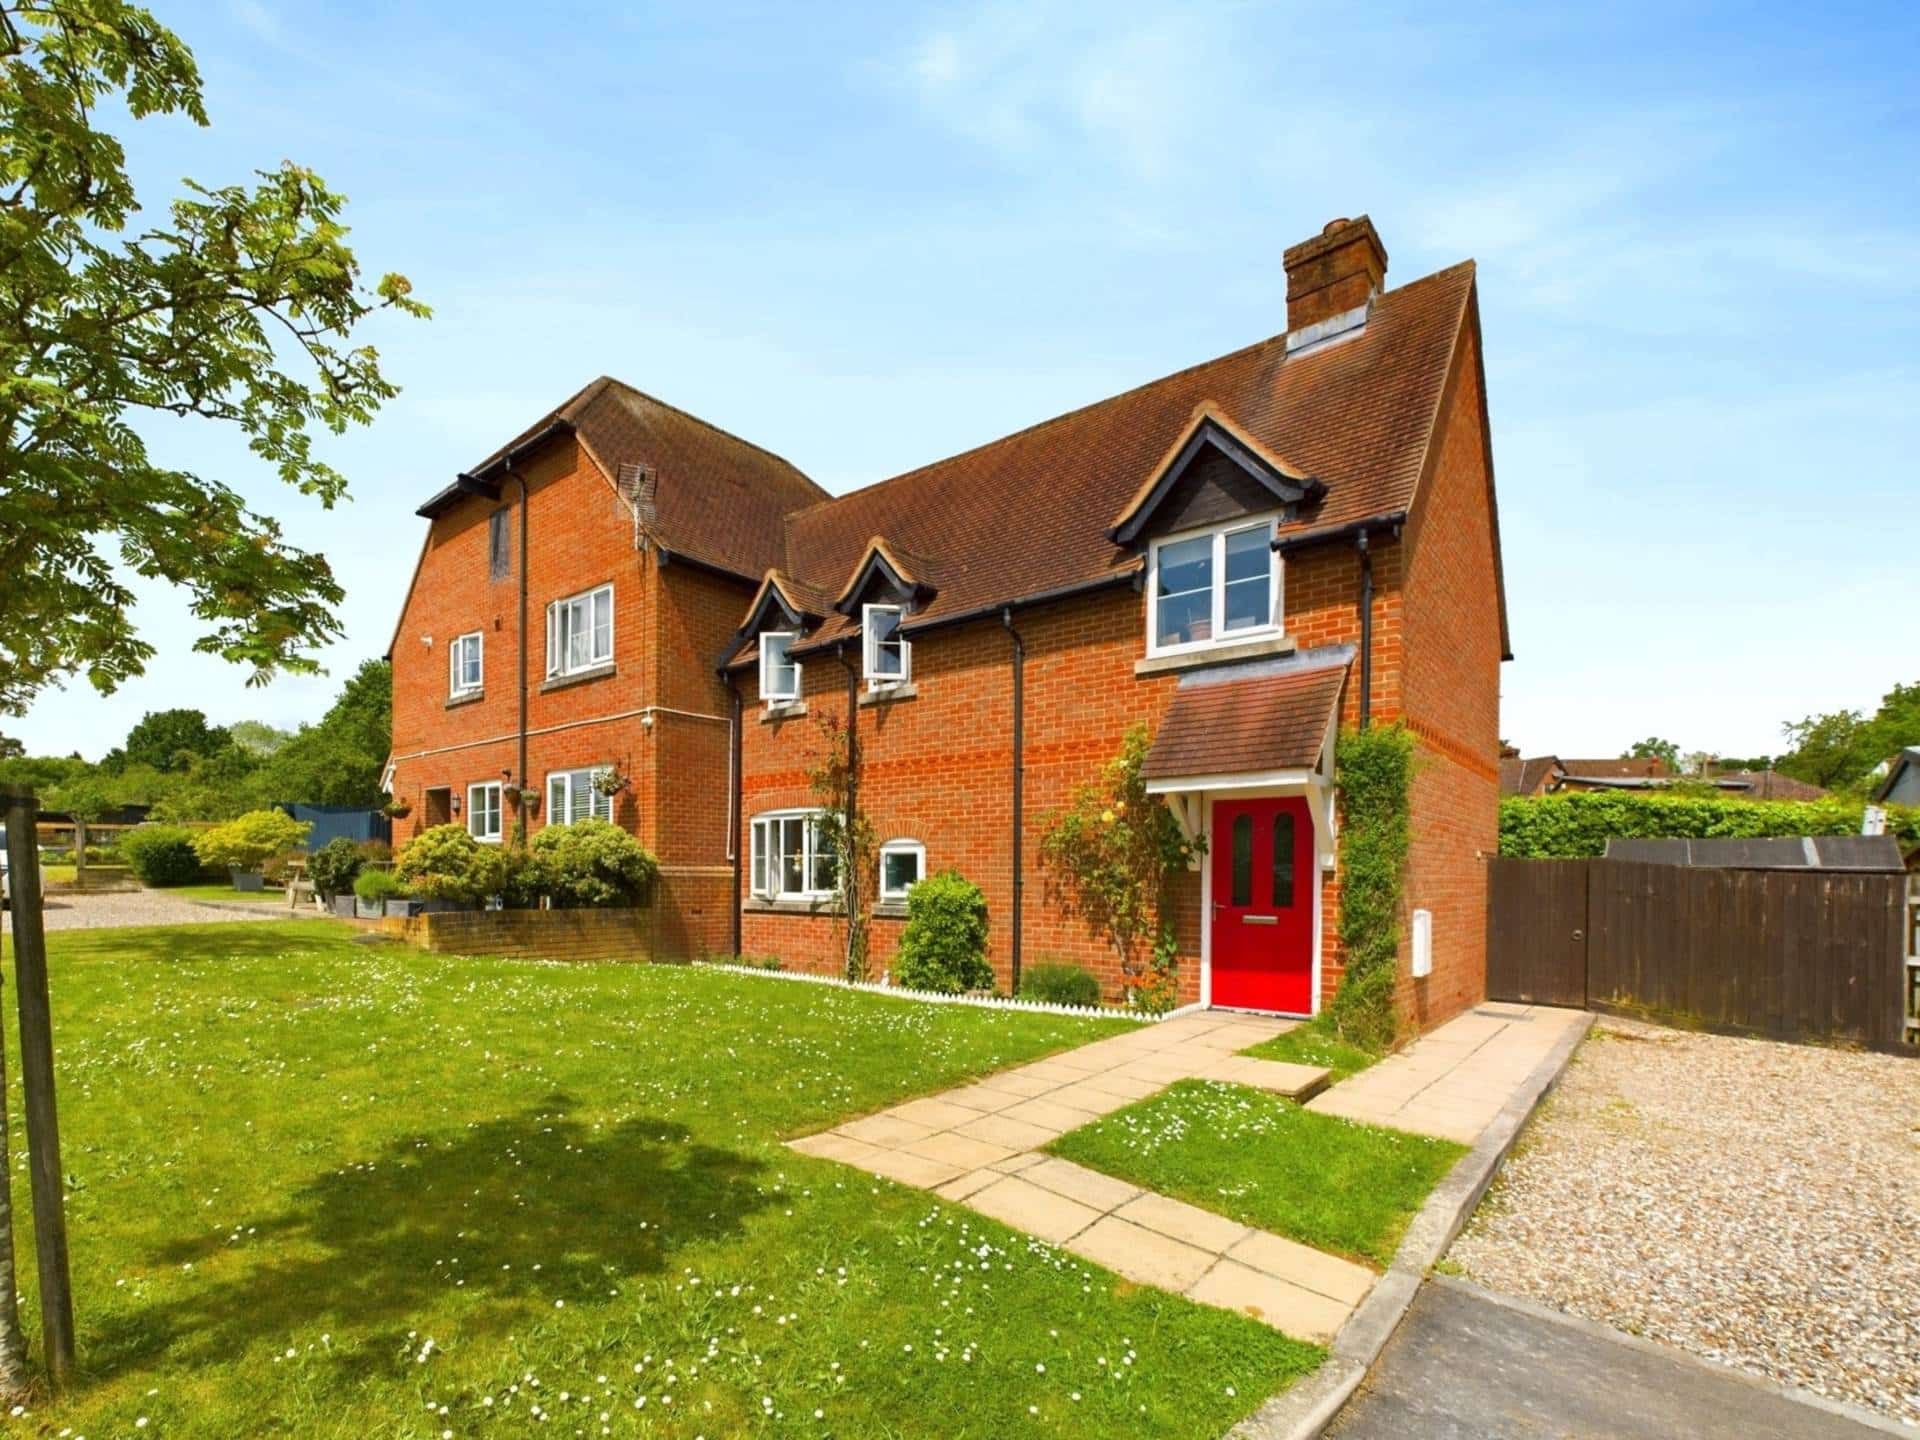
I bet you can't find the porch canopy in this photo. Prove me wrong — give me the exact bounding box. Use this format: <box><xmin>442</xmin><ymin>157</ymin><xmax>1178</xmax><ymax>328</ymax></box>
<box><xmin>1141</xmin><ymin>648</ymin><xmax>1352</xmax><ymax>870</ymax></box>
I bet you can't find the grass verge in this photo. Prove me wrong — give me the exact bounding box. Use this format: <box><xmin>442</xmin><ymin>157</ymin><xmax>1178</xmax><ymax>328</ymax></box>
<box><xmin>159</xmin><ymin>881</ymin><xmax>290</xmax><ymax>904</ymax></box>
<box><xmin>1047</xmin><ymin>1080</ymin><xmax>1465</xmax><ymax>1268</ymax></box>
<box><xmin>1241</xmin><ymin>1019</ymin><xmax>1381</xmax><ymax>1082</ymax></box>
<box><xmin>0</xmin><ymin>921</ymin><xmax>1320</xmax><ymax>1437</ymax></box>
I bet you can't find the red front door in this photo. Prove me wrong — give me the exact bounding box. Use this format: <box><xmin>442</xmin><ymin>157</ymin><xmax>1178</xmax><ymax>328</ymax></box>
<box><xmin>1210</xmin><ymin>796</ymin><xmax>1314</xmax><ymax>1013</ymax></box>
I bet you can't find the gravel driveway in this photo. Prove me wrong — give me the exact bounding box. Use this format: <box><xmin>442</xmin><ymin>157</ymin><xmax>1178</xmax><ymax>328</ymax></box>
<box><xmin>31</xmin><ymin>890</ymin><xmax>291</xmax><ymax>931</ymax></box>
<box><xmin>1450</xmin><ymin>1017</ymin><xmax>1920</xmax><ymax>1427</ymax></box>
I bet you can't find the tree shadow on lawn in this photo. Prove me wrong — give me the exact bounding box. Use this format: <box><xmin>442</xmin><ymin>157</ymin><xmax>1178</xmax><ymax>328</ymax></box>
<box><xmin>87</xmin><ymin>1092</ymin><xmax>779</xmax><ymax>1384</ymax></box>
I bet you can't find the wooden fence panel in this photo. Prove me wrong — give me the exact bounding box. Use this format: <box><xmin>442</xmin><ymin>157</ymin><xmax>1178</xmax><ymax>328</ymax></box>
<box><xmin>1486</xmin><ymin>857</ymin><xmax>1589</xmax><ymax>1006</ymax></box>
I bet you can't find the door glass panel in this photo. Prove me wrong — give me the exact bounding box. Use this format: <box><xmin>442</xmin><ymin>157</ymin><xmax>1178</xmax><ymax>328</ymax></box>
<box><xmin>1272</xmin><ymin>812</ymin><xmax>1295</xmax><ymax>908</ymax></box>
<box><xmin>1230</xmin><ymin>813</ymin><xmax>1252</xmax><ymax>906</ymax></box>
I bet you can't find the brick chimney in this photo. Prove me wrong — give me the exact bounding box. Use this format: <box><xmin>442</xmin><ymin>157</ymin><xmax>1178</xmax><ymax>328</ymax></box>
<box><xmin>1284</xmin><ymin>216</ymin><xmax>1388</xmax><ymax>335</ymax></box>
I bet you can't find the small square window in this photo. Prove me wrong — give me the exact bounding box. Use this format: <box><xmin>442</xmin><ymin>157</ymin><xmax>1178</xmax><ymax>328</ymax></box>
<box><xmin>863</xmin><ymin>604</ymin><xmax>909</xmax><ymax>688</ymax></box>
<box><xmin>879</xmin><ymin>840</ymin><xmax>925</xmax><ymax>902</ymax></box>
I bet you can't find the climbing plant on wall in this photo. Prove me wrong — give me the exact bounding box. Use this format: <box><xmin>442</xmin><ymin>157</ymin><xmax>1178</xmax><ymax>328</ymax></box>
<box><xmin>805</xmin><ymin>711</ymin><xmax>877</xmax><ymax>982</ymax></box>
<box><xmin>1328</xmin><ymin>723</ymin><xmax>1415</xmax><ymax>1050</ymax></box>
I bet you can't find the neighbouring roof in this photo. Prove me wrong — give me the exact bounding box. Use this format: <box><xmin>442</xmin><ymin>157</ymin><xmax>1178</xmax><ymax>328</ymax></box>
<box><xmin>1500</xmin><ymin>754</ymin><xmax>1561</xmax><ymax>797</ymax></box>
<box><xmin>760</xmin><ymin>260</ymin><xmax>1486</xmax><ymax>659</ymax></box>
<box><xmin>1557</xmin><ymin>757</ymin><xmax>1671</xmax><ymax>782</ymax></box>
<box><xmin>1140</xmin><ymin>651</ymin><xmax>1350</xmax><ymax>782</ymax></box>
<box><xmin>1712</xmin><ymin>769</ymin><xmax>1829</xmax><ymax>802</ymax></box>
<box><xmin>1873</xmin><ymin>748</ymin><xmax>1920</xmax><ymax>803</ymax></box>
<box><xmin>418</xmin><ymin>376</ymin><xmax>829</xmax><ymax>581</ymax></box>
<box><xmin>1604</xmin><ymin>835</ymin><xmax>1904</xmax><ymax>872</ymax></box>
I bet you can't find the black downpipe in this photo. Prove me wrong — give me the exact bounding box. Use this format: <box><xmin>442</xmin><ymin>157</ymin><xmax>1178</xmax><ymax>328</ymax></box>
<box><xmin>726</xmin><ymin>673</ymin><xmax>743</xmax><ymax>958</ymax></box>
<box><xmin>1356</xmin><ymin>530</ymin><xmax>1373</xmax><ymax>730</ymax></box>
<box><xmin>1001</xmin><ymin>607</ymin><xmax>1025</xmax><ymax>993</ymax></box>
<box><xmin>836</xmin><ymin>644</ymin><xmax>861</xmax><ymax>973</ymax></box>
<box><xmin>507</xmin><ymin>459</ymin><xmax>530</xmax><ymax>837</ymax></box>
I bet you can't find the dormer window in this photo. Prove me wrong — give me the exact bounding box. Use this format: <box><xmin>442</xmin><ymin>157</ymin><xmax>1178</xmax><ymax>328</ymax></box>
<box><xmin>1147</xmin><ymin>517</ymin><xmax>1281</xmax><ymax>656</ymax></box>
<box><xmin>863</xmin><ymin>604</ymin><xmax>909</xmax><ymax>689</ymax></box>
<box><xmin>760</xmin><ymin>631</ymin><xmax>800</xmax><ymax>703</ymax></box>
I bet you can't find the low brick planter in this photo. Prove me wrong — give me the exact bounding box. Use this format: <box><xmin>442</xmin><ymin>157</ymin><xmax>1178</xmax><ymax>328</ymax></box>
<box><xmin>359</xmin><ymin>905</ymin><xmax>659</xmax><ymax>963</ymax></box>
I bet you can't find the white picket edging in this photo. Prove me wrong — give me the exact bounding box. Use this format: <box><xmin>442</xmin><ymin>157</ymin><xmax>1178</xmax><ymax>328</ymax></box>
<box><xmin>694</xmin><ymin>959</ymin><xmax>1174</xmax><ymax>1023</ymax></box>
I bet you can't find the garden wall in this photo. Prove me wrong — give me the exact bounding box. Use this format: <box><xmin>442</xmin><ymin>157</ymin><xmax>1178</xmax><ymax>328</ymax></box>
<box><xmin>371</xmin><ymin>907</ymin><xmax>658</xmax><ymax>963</ymax></box>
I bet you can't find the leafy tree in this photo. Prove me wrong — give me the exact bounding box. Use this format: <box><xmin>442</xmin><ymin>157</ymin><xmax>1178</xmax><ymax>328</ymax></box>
<box><xmin>1776</xmin><ymin>708</ymin><xmax>1872</xmax><ymax>790</ymax></box>
<box><xmin>229</xmin><ymin>720</ymin><xmax>292</xmax><ymax>756</ymax></box>
<box><xmin>0</xmin><ymin>0</ymin><xmax>427</xmax><ymax>721</ymax></box>
<box><xmin>0</xmin><ymin>735</ymin><xmax>20</xmax><ymax>760</ymax></box>
<box><xmin>1621</xmin><ymin>737</ymin><xmax>1680</xmax><ymax>770</ymax></box>
<box><xmin>120</xmin><ymin>707</ymin><xmax>231</xmax><ymax>772</ymax></box>
<box><xmin>253</xmin><ymin>659</ymin><xmax>391</xmax><ymax>806</ymax></box>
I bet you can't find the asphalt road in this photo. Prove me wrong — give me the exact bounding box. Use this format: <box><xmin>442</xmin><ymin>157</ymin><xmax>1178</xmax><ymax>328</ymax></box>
<box><xmin>1327</xmin><ymin>1276</ymin><xmax>1913</xmax><ymax>1440</ymax></box>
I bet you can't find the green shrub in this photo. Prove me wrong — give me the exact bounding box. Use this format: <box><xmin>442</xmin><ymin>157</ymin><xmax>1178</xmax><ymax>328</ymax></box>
<box><xmin>120</xmin><ymin>824</ymin><xmax>204</xmax><ymax>886</ymax></box>
<box><xmin>1500</xmin><ymin>791</ymin><xmax>1920</xmax><ymax>858</ymax></box>
<box><xmin>306</xmin><ymin>837</ymin><xmax>364</xmax><ymax>899</ymax></box>
<box><xmin>393</xmin><ymin>824</ymin><xmax>486</xmax><ymax>904</ymax></box>
<box><xmin>192</xmin><ymin>809</ymin><xmax>311</xmax><ymax>874</ymax></box>
<box><xmin>528</xmin><ymin>819</ymin><xmax>656</xmax><ymax>908</ymax></box>
<box><xmin>1018</xmin><ymin>961</ymin><xmax>1102</xmax><ymax>1008</ymax></box>
<box><xmin>471</xmin><ymin>843</ymin><xmax>538</xmax><ymax>908</ymax></box>
<box><xmin>892</xmin><ymin>869</ymin><xmax>992</xmax><ymax>994</ymax></box>
<box><xmin>354</xmin><ymin>867</ymin><xmax>403</xmax><ymax>904</ymax></box>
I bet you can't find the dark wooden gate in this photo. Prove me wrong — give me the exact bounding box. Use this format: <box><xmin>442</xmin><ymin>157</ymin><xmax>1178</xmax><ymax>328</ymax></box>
<box><xmin>1487</xmin><ymin>857</ymin><xmax>1588</xmax><ymax>1006</ymax></box>
<box><xmin>1487</xmin><ymin>856</ymin><xmax>1909</xmax><ymax>1049</ymax></box>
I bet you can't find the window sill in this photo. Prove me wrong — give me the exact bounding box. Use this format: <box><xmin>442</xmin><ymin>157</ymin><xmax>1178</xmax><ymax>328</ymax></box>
<box><xmin>744</xmin><ymin>896</ymin><xmax>845</xmax><ymax>917</ymax></box>
<box><xmin>1134</xmin><ymin>633</ymin><xmax>1296</xmax><ymax>678</ymax></box>
<box><xmin>761</xmin><ymin>700</ymin><xmax>809</xmax><ymax>724</ymax></box>
<box><xmin>445</xmin><ymin>690</ymin><xmax>485</xmax><ymax>710</ymax></box>
<box><xmin>859</xmin><ymin>681</ymin><xmax>918</xmax><ymax>707</ymax></box>
<box><xmin>540</xmin><ymin>662</ymin><xmax>616</xmax><ymax>693</ymax></box>
<box><xmin>872</xmin><ymin>899</ymin><xmax>910</xmax><ymax>920</ymax></box>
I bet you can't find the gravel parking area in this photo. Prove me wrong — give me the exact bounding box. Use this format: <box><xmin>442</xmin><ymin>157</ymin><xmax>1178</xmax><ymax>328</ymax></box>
<box><xmin>1450</xmin><ymin>1017</ymin><xmax>1920</xmax><ymax>1426</ymax></box>
<box><xmin>30</xmin><ymin>890</ymin><xmax>292</xmax><ymax>931</ymax></box>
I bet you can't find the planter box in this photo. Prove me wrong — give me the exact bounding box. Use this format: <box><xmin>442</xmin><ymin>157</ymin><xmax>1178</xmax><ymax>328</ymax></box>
<box><xmin>330</xmin><ymin>894</ymin><xmax>357</xmax><ymax>919</ymax></box>
<box><xmin>387</xmin><ymin>905</ymin><xmax>656</xmax><ymax>963</ymax></box>
<box><xmin>230</xmin><ymin>868</ymin><xmax>266</xmax><ymax>892</ymax></box>
<box><xmin>383</xmin><ymin>898</ymin><xmax>425</xmax><ymax>918</ymax></box>
<box><xmin>355</xmin><ymin>897</ymin><xmax>386</xmax><ymax>919</ymax></box>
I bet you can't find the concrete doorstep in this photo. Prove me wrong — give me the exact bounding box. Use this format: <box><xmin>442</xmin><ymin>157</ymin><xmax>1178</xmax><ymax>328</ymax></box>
<box><xmin>1225</xmin><ymin>1008</ymin><xmax>1595</xmax><ymax>1440</ymax></box>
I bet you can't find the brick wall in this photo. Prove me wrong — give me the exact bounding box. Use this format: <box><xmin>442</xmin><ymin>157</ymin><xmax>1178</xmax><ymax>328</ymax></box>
<box><xmin>376</xmin><ymin>907</ymin><xmax>659</xmax><ymax>962</ymax></box>
<box><xmin>1398</xmin><ymin>315</ymin><xmax>1503</xmax><ymax>1032</ymax></box>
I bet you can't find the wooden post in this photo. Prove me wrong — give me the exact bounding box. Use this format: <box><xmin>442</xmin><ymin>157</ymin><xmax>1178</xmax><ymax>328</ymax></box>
<box><xmin>1</xmin><ymin>785</ymin><xmax>75</xmax><ymax>1387</ymax></box>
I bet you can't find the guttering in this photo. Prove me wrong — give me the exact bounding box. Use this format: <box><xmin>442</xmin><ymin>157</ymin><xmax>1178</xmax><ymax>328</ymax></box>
<box><xmin>415</xmin><ymin>418</ymin><xmax>576</xmax><ymax>518</ymax></box>
<box><xmin>506</xmin><ymin>457</ymin><xmax>530</xmax><ymax>832</ymax></box>
<box><xmin>1001</xmin><ymin>607</ymin><xmax>1026</xmax><ymax>993</ymax></box>
<box><xmin>725</xmin><ymin>673</ymin><xmax>743</xmax><ymax>957</ymax></box>
<box><xmin>1270</xmin><ymin>509</ymin><xmax>1407</xmax><ymax>554</ymax></box>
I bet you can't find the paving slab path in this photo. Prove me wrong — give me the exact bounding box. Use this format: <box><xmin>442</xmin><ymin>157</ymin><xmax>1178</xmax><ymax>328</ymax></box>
<box><xmin>1306</xmin><ymin>1002</ymin><xmax>1588</xmax><ymax>1143</ymax></box>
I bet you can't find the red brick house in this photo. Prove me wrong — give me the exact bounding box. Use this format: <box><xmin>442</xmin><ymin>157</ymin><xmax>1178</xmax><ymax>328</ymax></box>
<box><xmin>387</xmin><ymin>215</ymin><xmax>1509</xmax><ymax>1031</ymax></box>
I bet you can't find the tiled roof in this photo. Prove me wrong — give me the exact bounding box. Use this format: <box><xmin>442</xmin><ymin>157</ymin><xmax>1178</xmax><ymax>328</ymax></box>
<box><xmin>1714</xmin><ymin>770</ymin><xmax>1829</xmax><ymax>802</ymax></box>
<box><xmin>769</xmin><ymin>261</ymin><xmax>1478</xmax><ymax>653</ymax></box>
<box><xmin>449</xmin><ymin>376</ymin><xmax>829</xmax><ymax>581</ymax></box>
<box><xmin>1557</xmin><ymin>757</ymin><xmax>1670</xmax><ymax>781</ymax></box>
<box><xmin>1140</xmin><ymin>655</ymin><xmax>1350</xmax><ymax>781</ymax></box>
<box><xmin>1500</xmin><ymin>755</ymin><xmax>1562</xmax><ymax>796</ymax></box>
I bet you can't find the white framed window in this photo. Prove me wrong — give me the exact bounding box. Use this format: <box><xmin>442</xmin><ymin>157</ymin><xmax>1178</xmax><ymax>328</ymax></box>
<box><xmin>546</xmin><ymin>583</ymin><xmax>613</xmax><ymax>678</ymax></box>
<box><xmin>878</xmin><ymin>839</ymin><xmax>925</xmax><ymax>902</ymax></box>
<box><xmin>760</xmin><ymin>631</ymin><xmax>800</xmax><ymax>703</ymax></box>
<box><xmin>1146</xmin><ymin>515</ymin><xmax>1282</xmax><ymax>655</ymax></box>
<box><xmin>449</xmin><ymin>631</ymin><xmax>483</xmax><ymax>696</ymax></box>
<box><xmin>863</xmin><ymin>603</ymin><xmax>909</xmax><ymax>689</ymax></box>
<box><xmin>749</xmin><ymin>810</ymin><xmax>840</xmax><ymax>901</ymax></box>
<box><xmin>467</xmin><ymin>781</ymin><xmax>503</xmax><ymax>843</ymax></box>
<box><xmin>546</xmin><ymin>767</ymin><xmax>614</xmax><ymax>826</ymax></box>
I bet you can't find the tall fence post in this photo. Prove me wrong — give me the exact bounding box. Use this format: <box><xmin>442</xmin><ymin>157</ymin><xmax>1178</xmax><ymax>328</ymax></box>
<box><xmin>1</xmin><ymin>785</ymin><xmax>76</xmax><ymax>1387</ymax></box>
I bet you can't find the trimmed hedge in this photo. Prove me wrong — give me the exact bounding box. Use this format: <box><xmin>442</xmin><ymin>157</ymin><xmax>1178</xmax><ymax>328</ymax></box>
<box><xmin>120</xmin><ymin>824</ymin><xmax>204</xmax><ymax>886</ymax></box>
<box><xmin>528</xmin><ymin>819</ymin><xmax>656</xmax><ymax>908</ymax></box>
<box><xmin>1499</xmin><ymin>792</ymin><xmax>1920</xmax><ymax>859</ymax></box>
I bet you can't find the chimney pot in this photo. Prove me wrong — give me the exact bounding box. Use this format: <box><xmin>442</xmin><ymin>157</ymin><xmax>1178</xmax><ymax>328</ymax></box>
<box><xmin>1284</xmin><ymin>214</ymin><xmax>1388</xmax><ymax>335</ymax></box>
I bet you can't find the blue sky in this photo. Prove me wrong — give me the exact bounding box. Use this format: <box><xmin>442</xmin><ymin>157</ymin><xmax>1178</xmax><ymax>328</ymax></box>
<box><xmin>14</xmin><ymin>0</ymin><xmax>1919</xmax><ymax>762</ymax></box>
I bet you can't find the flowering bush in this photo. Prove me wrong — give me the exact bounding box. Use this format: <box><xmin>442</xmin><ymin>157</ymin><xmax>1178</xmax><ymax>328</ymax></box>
<box><xmin>892</xmin><ymin>870</ymin><xmax>992</xmax><ymax>994</ymax></box>
<box><xmin>120</xmin><ymin>824</ymin><xmax>204</xmax><ymax>886</ymax></box>
<box><xmin>393</xmin><ymin>824</ymin><xmax>487</xmax><ymax>904</ymax></box>
<box><xmin>192</xmin><ymin>809</ymin><xmax>311</xmax><ymax>874</ymax></box>
<box><xmin>528</xmin><ymin>819</ymin><xmax>656</xmax><ymax>908</ymax></box>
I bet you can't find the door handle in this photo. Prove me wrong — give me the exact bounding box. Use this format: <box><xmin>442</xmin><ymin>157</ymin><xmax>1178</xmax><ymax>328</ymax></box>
<box><xmin>1242</xmin><ymin>914</ymin><xmax>1278</xmax><ymax>926</ymax></box>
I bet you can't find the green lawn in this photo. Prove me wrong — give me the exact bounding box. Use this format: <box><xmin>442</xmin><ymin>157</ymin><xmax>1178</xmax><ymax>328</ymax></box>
<box><xmin>160</xmin><ymin>881</ymin><xmax>290</xmax><ymax>904</ymax></box>
<box><xmin>1048</xmin><ymin>1080</ymin><xmax>1465</xmax><ymax>1268</ymax></box>
<box><xmin>1241</xmin><ymin>1021</ymin><xmax>1381</xmax><ymax>1083</ymax></box>
<box><xmin>0</xmin><ymin>922</ymin><xmax>1321</xmax><ymax>1437</ymax></box>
